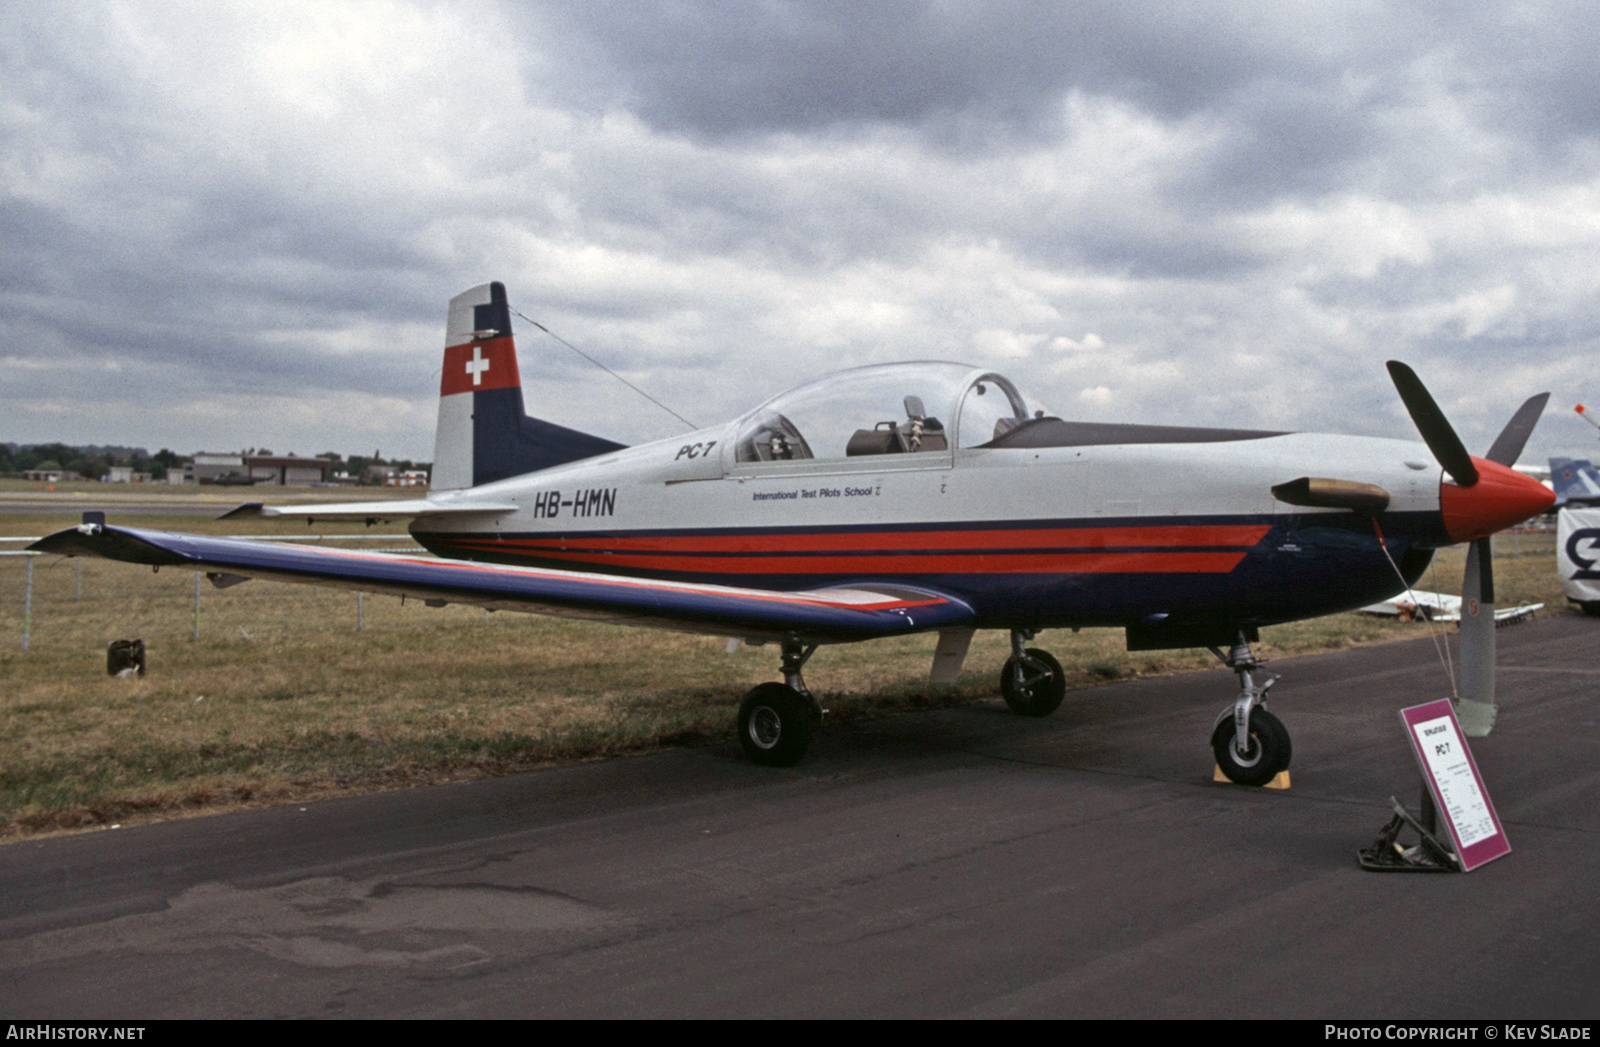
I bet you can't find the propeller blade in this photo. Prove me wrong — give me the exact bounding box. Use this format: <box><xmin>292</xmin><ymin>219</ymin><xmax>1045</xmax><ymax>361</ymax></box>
<box><xmin>1386</xmin><ymin>361</ymin><xmax>1480</xmax><ymax>487</ymax></box>
<box><xmin>1457</xmin><ymin>536</ymin><xmax>1497</xmax><ymax>737</ymax></box>
<box><xmin>1484</xmin><ymin>393</ymin><xmax>1551</xmax><ymax>466</ymax></box>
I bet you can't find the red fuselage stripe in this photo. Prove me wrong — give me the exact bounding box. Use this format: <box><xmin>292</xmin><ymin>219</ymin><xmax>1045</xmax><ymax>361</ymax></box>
<box><xmin>477</xmin><ymin>524</ymin><xmax>1271</xmax><ymax>554</ymax></box>
<box><xmin>436</xmin><ymin>544</ymin><xmax>1250</xmax><ymax>575</ymax></box>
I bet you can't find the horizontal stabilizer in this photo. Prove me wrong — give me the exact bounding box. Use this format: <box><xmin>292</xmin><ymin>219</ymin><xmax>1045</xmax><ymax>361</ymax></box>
<box><xmin>29</xmin><ymin>524</ymin><xmax>975</xmax><ymax>644</ymax></box>
<box><xmin>220</xmin><ymin>499</ymin><xmax>517</xmax><ymax>523</ymax></box>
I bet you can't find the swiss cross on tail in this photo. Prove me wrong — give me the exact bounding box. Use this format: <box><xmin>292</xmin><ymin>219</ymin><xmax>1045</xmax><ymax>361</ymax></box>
<box><xmin>440</xmin><ymin>336</ymin><xmax>521</xmax><ymax>396</ymax></box>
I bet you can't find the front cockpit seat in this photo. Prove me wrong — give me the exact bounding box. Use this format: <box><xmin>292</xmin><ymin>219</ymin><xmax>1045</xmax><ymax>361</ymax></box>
<box><xmin>736</xmin><ymin>412</ymin><xmax>814</xmax><ymax>462</ymax></box>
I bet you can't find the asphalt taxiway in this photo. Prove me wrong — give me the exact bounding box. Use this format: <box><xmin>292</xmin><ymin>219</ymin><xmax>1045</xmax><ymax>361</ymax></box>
<box><xmin>2</xmin><ymin>614</ymin><xmax>1597</xmax><ymax>1018</ymax></box>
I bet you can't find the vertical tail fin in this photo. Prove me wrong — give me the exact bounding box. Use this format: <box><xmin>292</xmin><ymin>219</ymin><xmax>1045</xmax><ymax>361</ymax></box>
<box><xmin>431</xmin><ymin>282</ymin><xmax>626</xmax><ymax>490</ymax></box>
<box><xmin>1550</xmin><ymin>457</ymin><xmax>1600</xmax><ymax>507</ymax></box>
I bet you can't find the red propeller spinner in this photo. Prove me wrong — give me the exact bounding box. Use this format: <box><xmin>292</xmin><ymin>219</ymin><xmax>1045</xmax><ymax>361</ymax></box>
<box><xmin>1439</xmin><ymin>457</ymin><xmax>1555</xmax><ymax>542</ymax></box>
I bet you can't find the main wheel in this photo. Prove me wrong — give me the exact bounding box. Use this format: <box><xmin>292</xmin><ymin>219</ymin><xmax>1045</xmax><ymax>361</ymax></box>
<box><xmin>1000</xmin><ymin>649</ymin><xmax>1066</xmax><ymax>717</ymax></box>
<box><xmin>1211</xmin><ymin>707</ymin><xmax>1292</xmax><ymax>786</ymax></box>
<box><xmin>1582</xmin><ymin>601</ymin><xmax>1600</xmax><ymax>617</ymax></box>
<box><xmin>737</xmin><ymin>683</ymin><xmax>815</xmax><ymax>767</ymax></box>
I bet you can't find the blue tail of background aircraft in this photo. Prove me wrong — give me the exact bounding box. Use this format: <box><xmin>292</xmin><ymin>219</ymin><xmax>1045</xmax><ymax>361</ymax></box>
<box><xmin>1550</xmin><ymin>457</ymin><xmax>1600</xmax><ymax>507</ymax></box>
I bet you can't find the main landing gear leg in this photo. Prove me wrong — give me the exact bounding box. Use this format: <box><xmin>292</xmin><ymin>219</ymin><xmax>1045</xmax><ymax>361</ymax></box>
<box><xmin>1207</xmin><ymin>636</ymin><xmax>1292</xmax><ymax>787</ymax></box>
<box><xmin>737</xmin><ymin>637</ymin><xmax>821</xmax><ymax>767</ymax></box>
<box><xmin>1000</xmin><ymin>629</ymin><xmax>1065</xmax><ymax>717</ymax></box>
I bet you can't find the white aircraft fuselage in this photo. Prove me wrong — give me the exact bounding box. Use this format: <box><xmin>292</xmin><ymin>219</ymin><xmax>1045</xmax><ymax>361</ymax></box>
<box><xmin>411</xmin><ymin>401</ymin><xmax>1510</xmax><ymax>643</ymax></box>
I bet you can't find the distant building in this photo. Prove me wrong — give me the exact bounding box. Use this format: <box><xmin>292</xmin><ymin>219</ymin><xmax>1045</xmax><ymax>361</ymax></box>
<box><xmin>244</xmin><ymin>455</ymin><xmax>331</xmax><ymax>486</ymax></box>
<box><xmin>22</xmin><ymin>469</ymin><xmax>75</xmax><ymax>483</ymax></box>
<box><xmin>192</xmin><ymin>452</ymin><xmax>331</xmax><ymax>486</ymax></box>
<box><xmin>388</xmin><ymin>469</ymin><xmax>430</xmax><ymax>488</ymax></box>
<box><xmin>191</xmin><ymin>453</ymin><xmax>247</xmax><ymax>484</ymax></box>
<box><xmin>103</xmin><ymin>466</ymin><xmax>151</xmax><ymax>483</ymax></box>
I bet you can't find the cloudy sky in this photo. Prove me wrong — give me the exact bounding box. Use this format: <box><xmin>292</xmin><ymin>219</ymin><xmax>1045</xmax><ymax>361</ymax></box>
<box><xmin>4</xmin><ymin>1</ymin><xmax>1600</xmax><ymax>464</ymax></box>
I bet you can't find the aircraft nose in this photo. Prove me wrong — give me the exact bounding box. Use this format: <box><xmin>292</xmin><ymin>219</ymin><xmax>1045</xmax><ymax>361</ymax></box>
<box><xmin>1440</xmin><ymin>457</ymin><xmax>1557</xmax><ymax>542</ymax></box>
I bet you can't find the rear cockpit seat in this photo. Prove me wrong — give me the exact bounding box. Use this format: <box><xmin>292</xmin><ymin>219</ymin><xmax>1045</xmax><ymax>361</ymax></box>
<box><xmin>846</xmin><ymin>417</ymin><xmax>947</xmax><ymax>456</ymax></box>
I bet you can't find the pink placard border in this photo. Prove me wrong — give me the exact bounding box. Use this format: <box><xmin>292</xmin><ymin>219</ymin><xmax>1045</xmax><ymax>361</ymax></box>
<box><xmin>1400</xmin><ymin>698</ymin><xmax>1511</xmax><ymax>871</ymax></box>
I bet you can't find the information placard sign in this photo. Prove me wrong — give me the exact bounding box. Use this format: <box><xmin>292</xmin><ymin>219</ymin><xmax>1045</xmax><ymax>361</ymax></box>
<box><xmin>1400</xmin><ymin>699</ymin><xmax>1510</xmax><ymax>871</ymax></box>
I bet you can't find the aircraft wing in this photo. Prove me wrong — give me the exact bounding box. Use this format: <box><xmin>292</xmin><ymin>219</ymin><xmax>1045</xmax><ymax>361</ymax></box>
<box><xmin>1359</xmin><ymin>591</ymin><xmax>1543</xmax><ymax>626</ymax></box>
<box><xmin>29</xmin><ymin>524</ymin><xmax>974</xmax><ymax>644</ymax></box>
<box><xmin>220</xmin><ymin>499</ymin><xmax>517</xmax><ymax>523</ymax></box>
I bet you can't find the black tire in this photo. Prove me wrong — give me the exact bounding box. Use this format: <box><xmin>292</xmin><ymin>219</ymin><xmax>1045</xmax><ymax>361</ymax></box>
<box><xmin>1583</xmin><ymin>602</ymin><xmax>1600</xmax><ymax>617</ymax></box>
<box><xmin>737</xmin><ymin>683</ymin><xmax>815</xmax><ymax>767</ymax></box>
<box><xmin>999</xmin><ymin>649</ymin><xmax>1066</xmax><ymax>717</ymax></box>
<box><xmin>1211</xmin><ymin>707</ymin><xmax>1292</xmax><ymax>787</ymax></box>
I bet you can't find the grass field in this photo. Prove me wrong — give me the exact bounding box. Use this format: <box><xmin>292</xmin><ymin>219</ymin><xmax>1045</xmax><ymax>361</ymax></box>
<box><xmin>0</xmin><ymin>492</ymin><xmax>1569</xmax><ymax>838</ymax></box>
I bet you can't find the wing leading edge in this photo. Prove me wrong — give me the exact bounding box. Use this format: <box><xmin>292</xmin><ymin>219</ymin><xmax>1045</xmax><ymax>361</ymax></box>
<box><xmin>29</xmin><ymin>524</ymin><xmax>974</xmax><ymax>644</ymax></box>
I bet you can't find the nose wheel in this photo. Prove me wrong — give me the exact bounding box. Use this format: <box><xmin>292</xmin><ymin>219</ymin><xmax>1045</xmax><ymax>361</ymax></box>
<box><xmin>1210</xmin><ymin>706</ymin><xmax>1292</xmax><ymax>786</ymax></box>
<box><xmin>1209</xmin><ymin>637</ymin><xmax>1292</xmax><ymax>786</ymax></box>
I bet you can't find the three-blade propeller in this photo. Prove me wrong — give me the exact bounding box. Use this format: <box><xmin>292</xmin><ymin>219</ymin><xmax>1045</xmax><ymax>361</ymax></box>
<box><xmin>1276</xmin><ymin>363</ymin><xmax>1550</xmax><ymax>736</ymax></box>
<box><xmin>1386</xmin><ymin>361</ymin><xmax>1550</xmax><ymax>737</ymax></box>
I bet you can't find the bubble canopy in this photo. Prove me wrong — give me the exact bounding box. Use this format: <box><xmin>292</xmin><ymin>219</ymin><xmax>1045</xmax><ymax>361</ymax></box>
<box><xmin>731</xmin><ymin>362</ymin><xmax>1055</xmax><ymax>464</ymax></box>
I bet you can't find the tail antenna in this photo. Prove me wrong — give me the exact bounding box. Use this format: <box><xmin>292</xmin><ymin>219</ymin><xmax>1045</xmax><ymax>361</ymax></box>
<box><xmin>513</xmin><ymin>310</ymin><xmax>698</xmax><ymax>431</ymax></box>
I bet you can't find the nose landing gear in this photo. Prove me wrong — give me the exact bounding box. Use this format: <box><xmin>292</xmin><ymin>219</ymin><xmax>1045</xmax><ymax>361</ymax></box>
<box><xmin>1208</xmin><ymin>638</ymin><xmax>1292</xmax><ymax>786</ymax></box>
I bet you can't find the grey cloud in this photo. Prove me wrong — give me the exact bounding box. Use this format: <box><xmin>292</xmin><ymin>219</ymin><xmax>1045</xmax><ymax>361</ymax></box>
<box><xmin>548</xmin><ymin>1</ymin><xmax>1600</xmax><ymax>222</ymax></box>
<box><xmin>546</xmin><ymin>2</ymin><xmax>1303</xmax><ymax>140</ymax></box>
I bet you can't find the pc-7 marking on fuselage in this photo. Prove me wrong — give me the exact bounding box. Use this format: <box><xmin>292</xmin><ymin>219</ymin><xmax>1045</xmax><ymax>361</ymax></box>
<box><xmin>675</xmin><ymin>441</ymin><xmax>717</xmax><ymax>460</ymax></box>
<box><xmin>532</xmin><ymin>487</ymin><xmax>617</xmax><ymax>519</ymax></box>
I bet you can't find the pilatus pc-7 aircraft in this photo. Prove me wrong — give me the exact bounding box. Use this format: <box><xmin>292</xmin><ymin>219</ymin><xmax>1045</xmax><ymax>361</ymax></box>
<box><xmin>34</xmin><ymin>283</ymin><xmax>1556</xmax><ymax>783</ymax></box>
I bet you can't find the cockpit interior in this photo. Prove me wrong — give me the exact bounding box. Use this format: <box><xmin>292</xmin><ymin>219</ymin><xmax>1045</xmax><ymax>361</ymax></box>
<box><xmin>732</xmin><ymin>363</ymin><xmax>1053</xmax><ymax>465</ymax></box>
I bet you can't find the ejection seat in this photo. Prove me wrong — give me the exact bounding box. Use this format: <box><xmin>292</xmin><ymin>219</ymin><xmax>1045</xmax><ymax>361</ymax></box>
<box><xmin>737</xmin><ymin>412</ymin><xmax>814</xmax><ymax>462</ymax></box>
<box><xmin>846</xmin><ymin>396</ymin><xmax>948</xmax><ymax>456</ymax></box>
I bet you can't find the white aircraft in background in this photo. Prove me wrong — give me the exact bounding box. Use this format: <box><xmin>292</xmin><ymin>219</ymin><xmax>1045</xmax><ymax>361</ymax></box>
<box><xmin>1359</xmin><ymin>591</ymin><xmax>1542</xmax><ymax>625</ymax></box>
